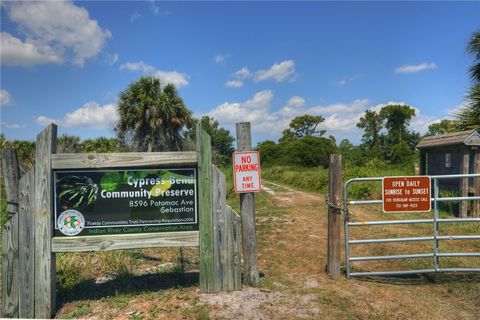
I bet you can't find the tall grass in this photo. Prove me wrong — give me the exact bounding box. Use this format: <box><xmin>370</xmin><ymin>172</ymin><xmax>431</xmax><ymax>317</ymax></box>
<box><xmin>262</xmin><ymin>158</ymin><xmax>414</xmax><ymax>199</ymax></box>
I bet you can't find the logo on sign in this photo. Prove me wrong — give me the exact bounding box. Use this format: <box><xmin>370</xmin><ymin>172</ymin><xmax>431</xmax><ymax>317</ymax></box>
<box><xmin>57</xmin><ymin>209</ymin><xmax>85</xmax><ymax>236</ymax></box>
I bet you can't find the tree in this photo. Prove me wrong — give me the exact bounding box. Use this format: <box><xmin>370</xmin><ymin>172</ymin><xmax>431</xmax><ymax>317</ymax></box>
<box><xmin>456</xmin><ymin>31</ymin><xmax>480</xmax><ymax>131</ymax></box>
<box><xmin>57</xmin><ymin>134</ymin><xmax>81</xmax><ymax>153</ymax></box>
<box><xmin>115</xmin><ymin>77</ymin><xmax>193</xmax><ymax>152</ymax></box>
<box><xmin>194</xmin><ymin>116</ymin><xmax>235</xmax><ymax>166</ymax></box>
<box><xmin>81</xmin><ymin>137</ymin><xmax>122</xmax><ymax>153</ymax></box>
<box><xmin>379</xmin><ymin>104</ymin><xmax>416</xmax><ymax>144</ymax></box>
<box><xmin>283</xmin><ymin>114</ymin><xmax>326</xmax><ymax>140</ymax></box>
<box><xmin>425</xmin><ymin>119</ymin><xmax>457</xmax><ymax>136</ymax></box>
<box><xmin>256</xmin><ymin>140</ymin><xmax>281</xmax><ymax>166</ymax></box>
<box><xmin>357</xmin><ymin>110</ymin><xmax>382</xmax><ymax>149</ymax></box>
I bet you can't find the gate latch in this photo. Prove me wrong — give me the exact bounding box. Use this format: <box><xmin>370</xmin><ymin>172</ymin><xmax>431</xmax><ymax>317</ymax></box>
<box><xmin>325</xmin><ymin>193</ymin><xmax>342</xmax><ymax>214</ymax></box>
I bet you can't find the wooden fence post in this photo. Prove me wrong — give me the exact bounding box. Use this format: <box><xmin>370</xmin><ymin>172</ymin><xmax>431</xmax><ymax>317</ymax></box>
<box><xmin>34</xmin><ymin>124</ymin><xmax>57</xmax><ymax>318</ymax></box>
<box><xmin>327</xmin><ymin>154</ymin><xmax>342</xmax><ymax>279</ymax></box>
<box><xmin>1</xmin><ymin>148</ymin><xmax>20</xmax><ymax>318</ymax></box>
<box><xmin>19</xmin><ymin>170</ymin><xmax>35</xmax><ymax>318</ymax></box>
<box><xmin>197</xmin><ymin>126</ymin><xmax>215</xmax><ymax>292</ymax></box>
<box><xmin>235</xmin><ymin>122</ymin><xmax>259</xmax><ymax>286</ymax></box>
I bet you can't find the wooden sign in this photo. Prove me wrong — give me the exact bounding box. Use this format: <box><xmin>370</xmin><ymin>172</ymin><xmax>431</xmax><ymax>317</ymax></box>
<box><xmin>233</xmin><ymin>151</ymin><xmax>261</xmax><ymax>193</ymax></box>
<box><xmin>53</xmin><ymin>168</ymin><xmax>198</xmax><ymax>236</ymax></box>
<box><xmin>382</xmin><ymin>176</ymin><xmax>431</xmax><ymax>213</ymax></box>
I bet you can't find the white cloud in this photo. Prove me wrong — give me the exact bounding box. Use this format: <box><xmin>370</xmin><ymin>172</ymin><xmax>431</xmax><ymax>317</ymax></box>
<box><xmin>149</xmin><ymin>0</ymin><xmax>160</xmax><ymax>16</ymax></box>
<box><xmin>108</xmin><ymin>53</ymin><xmax>119</xmax><ymax>65</ymax></box>
<box><xmin>120</xmin><ymin>61</ymin><xmax>155</xmax><ymax>73</ymax></box>
<box><xmin>2</xmin><ymin>122</ymin><xmax>26</xmax><ymax>129</ymax></box>
<box><xmin>120</xmin><ymin>61</ymin><xmax>189</xmax><ymax>88</ymax></box>
<box><xmin>36</xmin><ymin>102</ymin><xmax>118</xmax><ymax>129</ymax></box>
<box><xmin>208</xmin><ymin>90</ymin><xmax>274</xmax><ymax>126</ymax></box>
<box><xmin>225</xmin><ymin>80</ymin><xmax>243</xmax><ymax>88</ymax></box>
<box><xmin>395</xmin><ymin>62</ymin><xmax>437</xmax><ymax>74</ymax></box>
<box><xmin>1</xmin><ymin>32</ymin><xmax>63</xmax><ymax>67</ymax></box>
<box><xmin>153</xmin><ymin>70</ymin><xmax>189</xmax><ymax>88</ymax></box>
<box><xmin>0</xmin><ymin>89</ymin><xmax>12</xmax><ymax>106</ymax></box>
<box><xmin>254</xmin><ymin>60</ymin><xmax>297</xmax><ymax>83</ymax></box>
<box><xmin>287</xmin><ymin>96</ymin><xmax>305</xmax><ymax>108</ymax></box>
<box><xmin>2</xmin><ymin>1</ymin><xmax>111</xmax><ymax>67</ymax></box>
<box><xmin>235</xmin><ymin>67</ymin><xmax>251</xmax><ymax>79</ymax></box>
<box><xmin>337</xmin><ymin>74</ymin><xmax>361</xmax><ymax>86</ymax></box>
<box><xmin>130</xmin><ymin>11</ymin><xmax>142</xmax><ymax>23</ymax></box>
<box><xmin>214</xmin><ymin>54</ymin><xmax>229</xmax><ymax>64</ymax></box>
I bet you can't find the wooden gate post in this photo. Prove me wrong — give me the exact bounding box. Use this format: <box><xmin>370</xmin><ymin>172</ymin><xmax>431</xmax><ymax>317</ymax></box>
<box><xmin>197</xmin><ymin>126</ymin><xmax>215</xmax><ymax>292</ymax></box>
<box><xmin>34</xmin><ymin>124</ymin><xmax>57</xmax><ymax>318</ymax></box>
<box><xmin>235</xmin><ymin>122</ymin><xmax>259</xmax><ymax>286</ymax></box>
<box><xmin>327</xmin><ymin>154</ymin><xmax>342</xmax><ymax>279</ymax></box>
<box><xmin>1</xmin><ymin>148</ymin><xmax>20</xmax><ymax>318</ymax></box>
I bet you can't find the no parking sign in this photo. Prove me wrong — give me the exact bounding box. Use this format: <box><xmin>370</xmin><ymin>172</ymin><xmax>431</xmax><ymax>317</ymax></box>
<box><xmin>233</xmin><ymin>151</ymin><xmax>261</xmax><ymax>193</ymax></box>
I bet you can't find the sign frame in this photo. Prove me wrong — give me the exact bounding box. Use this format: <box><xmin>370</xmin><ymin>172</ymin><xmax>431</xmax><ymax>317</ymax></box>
<box><xmin>382</xmin><ymin>175</ymin><xmax>432</xmax><ymax>213</ymax></box>
<box><xmin>232</xmin><ymin>151</ymin><xmax>262</xmax><ymax>193</ymax></box>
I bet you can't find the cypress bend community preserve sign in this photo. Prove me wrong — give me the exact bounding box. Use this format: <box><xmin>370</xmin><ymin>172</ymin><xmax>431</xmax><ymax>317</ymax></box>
<box><xmin>54</xmin><ymin>168</ymin><xmax>198</xmax><ymax>237</ymax></box>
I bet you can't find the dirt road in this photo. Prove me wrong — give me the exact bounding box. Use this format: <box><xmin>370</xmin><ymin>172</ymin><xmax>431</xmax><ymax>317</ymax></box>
<box><xmin>201</xmin><ymin>180</ymin><xmax>480</xmax><ymax>320</ymax></box>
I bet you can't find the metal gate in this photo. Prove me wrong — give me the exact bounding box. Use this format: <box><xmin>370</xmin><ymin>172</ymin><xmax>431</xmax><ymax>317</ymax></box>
<box><xmin>344</xmin><ymin>173</ymin><xmax>480</xmax><ymax>278</ymax></box>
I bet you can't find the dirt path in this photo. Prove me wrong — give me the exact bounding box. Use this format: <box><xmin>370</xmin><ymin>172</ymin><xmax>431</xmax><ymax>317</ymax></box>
<box><xmin>54</xmin><ymin>180</ymin><xmax>479</xmax><ymax>319</ymax></box>
<box><xmin>201</xmin><ymin>180</ymin><xmax>480</xmax><ymax>320</ymax></box>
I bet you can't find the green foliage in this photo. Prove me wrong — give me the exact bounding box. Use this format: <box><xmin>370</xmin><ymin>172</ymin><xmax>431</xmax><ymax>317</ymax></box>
<box><xmin>257</xmin><ymin>136</ymin><xmax>336</xmax><ymax>168</ymax></box>
<box><xmin>57</xmin><ymin>134</ymin><xmax>81</xmax><ymax>153</ymax></box>
<box><xmin>456</xmin><ymin>30</ymin><xmax>480</xmax><ymax>131</ymax></box>
<box><xmin>81</xmin><ymin>137</ymin><xmax>122</xmax><ymax>153</ymax></box>
<box><xmin>280</xmin><ymin>114</ymin><xmax>326</xmax><ymax>141</ymax></box>
<box><xmin>115</xmin><ymin>76</ymin><xmax>193</xmax><ymax>152</ymax></box>
<box><xmin>357</xmin><ymin>109</ymin><xmax>382</xmax><ymax>149</ymax></box>
<box><xmin>188</xmin><ymin>116</ymin><xmax>235</xmax><ymax>167</ymax></box>
<box><xmin>356</xmin><ymin>104</ymin><xmax>419</xmax><ymax>164</ymax></box>
<box><xmin>426</xmin><ymin>119</ymin><xmax>458</xmax><ymax>136</ymax></box>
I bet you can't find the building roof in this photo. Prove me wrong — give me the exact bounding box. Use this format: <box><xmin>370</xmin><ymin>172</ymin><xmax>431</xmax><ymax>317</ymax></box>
<box><xmin>416</xmin><ymin>130</ymin><xmax>480</xmax><ymax>149</ymax></box>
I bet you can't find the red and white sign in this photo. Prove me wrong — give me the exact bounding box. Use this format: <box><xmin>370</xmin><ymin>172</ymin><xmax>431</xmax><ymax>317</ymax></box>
<box><xmin>383</xmin><ymin>176</ymin><xmax>431</xmax><ymax>213</ymax></box>
<box><xmin>233</xmin><ymin>151</ymin><xmax>261</xmax><ymax>193</ymax></box>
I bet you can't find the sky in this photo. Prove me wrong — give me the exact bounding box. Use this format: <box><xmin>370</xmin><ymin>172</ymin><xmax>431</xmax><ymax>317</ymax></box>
<box><xmin>1</xmin><ymin>1</ymin><xmax>479</xmax><ymax>146</ymax></box>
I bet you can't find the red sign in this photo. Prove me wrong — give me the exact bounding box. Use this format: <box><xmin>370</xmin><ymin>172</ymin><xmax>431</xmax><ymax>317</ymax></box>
<box><xmin>382</xmin><ymin>176</ymin><xmax>431</xmax><ymax>213</ymax></box>
<box><xmin>233</xmin><ymin>151</ymin><xmax>261</xmax><ymax>193</ymax></box>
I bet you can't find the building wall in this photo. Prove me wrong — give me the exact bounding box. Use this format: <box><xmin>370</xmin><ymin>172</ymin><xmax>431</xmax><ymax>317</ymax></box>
<box><xmin>427</xmin><ymin>145</ymin><xmax>464</xmax><ymax>190</ymax></box>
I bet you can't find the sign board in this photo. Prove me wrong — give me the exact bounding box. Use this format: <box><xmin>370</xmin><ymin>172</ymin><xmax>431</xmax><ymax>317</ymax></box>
<box><xmin>382</xmin><ymin>176</ymin><xmax>431</xmax><ymax>213</ymax></box>
<box><xmin>54</xmin><ymin>168</ymin><xmax>198</xmax><ymax>236</ymax></box>
<box><xmin>233</xmin><ymin>151</ymin><xmax>261</xmax><ymax>193</ymax></box>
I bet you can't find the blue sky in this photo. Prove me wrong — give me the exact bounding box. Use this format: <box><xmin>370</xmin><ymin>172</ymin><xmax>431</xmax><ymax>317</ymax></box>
<box><xmin>1</xmin><ymin>1</ymin><xmax>479</xmax><ymax>146</ymax></box>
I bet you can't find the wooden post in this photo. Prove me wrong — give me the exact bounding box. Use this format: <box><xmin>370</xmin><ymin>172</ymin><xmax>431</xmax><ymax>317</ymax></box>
<box><xmin>197</xmin><ymin>126</ymin><xmax>215</xmax><ymax>292</ymax></box>
<box><xmin>460</xmin><ymin>147</ymin><xmax>469</xmax><ymax>218</ymax></box>
<box><xmin>327</xmin><ymin>154</ymin><xmax>342</xmax><ymax>279</ymax></box>
<box><xmin>212</xmin><ymin>165</ymin><xmax>227</xmax><ymax>291</ymax></box>
<box><xmin>212</xmin><ymin>166</ymin><xmax>242</xmax><ymax>291</ymax></box>
<box><xmin>235</xmin><ymin>122</ymin><xmax>259</xmax><ymax>286</ymax></box>
<box><xmin>473</xmin><ymin>148</ymin><xmax>480</xmax><ymax>218</ymax></box>
<box><xmin>1</xmin><ymin>148</ymin><xmax>20</xmax><ymax>318</ymax></box>
<box><xmin>34</xmin><ymin>124</ymin><xmax>57</xmax><ymax>318</ymax></box>
<box><xmin>19</xmin><ymin>170</ymin><xmax>35</xmax><ymax>318</ymax></box>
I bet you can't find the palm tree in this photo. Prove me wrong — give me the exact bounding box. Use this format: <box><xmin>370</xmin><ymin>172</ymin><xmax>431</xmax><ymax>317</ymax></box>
<box><xmin>115</xmin><ymin>77</ymin><xmax>193</xmax><ymax>152</ymax></box>
<box><xmin>456</xmin><ymin>31</ymin><xmax>480</xmax><ymax>131</ymax></box>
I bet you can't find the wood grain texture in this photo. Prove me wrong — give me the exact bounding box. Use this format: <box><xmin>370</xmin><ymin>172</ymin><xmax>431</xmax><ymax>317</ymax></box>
<box><xmin>19</xmin><ymin>170</ymin><xmax>35</xmax><ymax>318</ymax></box>
<box><xmin>1</xmin><ymin>148</ymin><xmax>20</xmax><ymax>318</ymax></box>
<box><xmin>197</xmin><ymin>126</ymin><xmax>215</xmax><ymax>292</ymax></box>
<box><xmin>34</xmin><ymin>124</ymin><xmax>57</xmax><ymax>319</ymax></box>
<box><xmin>212</xmin><ymin>165</ymin><xmax>226</xmax><ymax>291</ymax></box>
<box><xmin>51</xmin><ymin>151</ymin><xmax>196</xmax><ymax>169</ymax></box>
<box><xmin>235</xmin><ymin>122</ymin><xmax>259</xmax><ymax>286</ymax></box>
<box><xmin>52</xmin><ymin>231</ymin><xmax>199</xmax><ymax>252</ymax></box>
<box><xmin>327</xmin><ymin>154</ymin><xmax>342</xmax><ymax>279</ymax></box>
<box><xmin>226</xmin><ymin>205</ymin><xmax>242</xmax><ymax>290</ymax></box>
